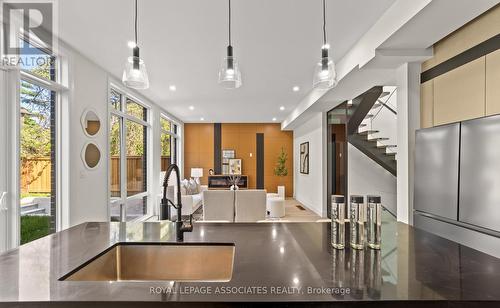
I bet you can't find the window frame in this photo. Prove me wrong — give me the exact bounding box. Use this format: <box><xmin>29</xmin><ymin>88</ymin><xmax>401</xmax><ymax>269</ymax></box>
<box><xmin>16</xmin><ymin>46</ymin><xmax>69</xmax><ymax>240</ymax></box>
<box><xmin>160</xmin><ymin>114</ymin><xmax>180</xmax><ymax>167</ymax></box>
<box><xmin>108</xmin><ymin>83</ymin><xmax>152</xmax><ymax>222</ymax></box>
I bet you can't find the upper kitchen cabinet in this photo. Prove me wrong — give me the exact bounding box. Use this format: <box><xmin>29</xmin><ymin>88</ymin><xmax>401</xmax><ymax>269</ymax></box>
<box><xmin>486</xmin><ymin>49</ymin><xmax>500</xmax><ymax>116</ymax></box>
<box><xmin>433</xmin><ymin>57</ymin><xmax>486</xmax><ymax>126</ymax></box>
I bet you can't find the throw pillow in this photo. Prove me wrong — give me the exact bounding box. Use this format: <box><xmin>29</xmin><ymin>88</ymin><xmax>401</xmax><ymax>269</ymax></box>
<box><xmin>180</xmin><ymin>179</ymin><xmax>189</xmax><ymax>195</ymax></box>
<box><xmin>188</xmin><ymin>179</ymin><xmax>199</xmax><ymax>195</ymax></box>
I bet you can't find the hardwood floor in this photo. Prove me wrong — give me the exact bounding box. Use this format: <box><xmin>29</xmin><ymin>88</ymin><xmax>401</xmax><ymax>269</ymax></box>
<box><xmin>262</xmin><ymin>198</ymin><xmax>321</xmax><ymax>222</ymax></box>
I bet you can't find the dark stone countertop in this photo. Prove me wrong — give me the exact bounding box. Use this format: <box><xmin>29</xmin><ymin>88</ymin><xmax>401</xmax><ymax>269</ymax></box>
<box><xmin>0</xmin><ymin>220</ymin><xmax>500</xmax><ymax>307</ymax></box>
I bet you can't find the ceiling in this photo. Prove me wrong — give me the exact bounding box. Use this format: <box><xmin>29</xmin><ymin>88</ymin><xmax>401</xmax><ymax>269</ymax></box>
<box><xmin>58</xmin><ymin>0</ymin><xmax>396</xmax><ymax>123</ymax></box>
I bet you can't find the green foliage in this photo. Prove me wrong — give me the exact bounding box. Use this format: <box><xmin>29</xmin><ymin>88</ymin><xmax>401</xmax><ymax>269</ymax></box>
<box><xmin>161</xmin><ymin>133</ymin><xmax>171</xmax><ymax>157</ymax></box>
<box><xmin>109</xmin><ymin>116</ymin><xmax>121</xmax><ymax>156</ymax></box>
<box><xmin>20</xmin><ymin>65</ymin><xmax>52</xmax><ymax>160</ymax></box>
<box><xmin>20</xmin><ymin>215</ymin><xmax>50</xmax><ymax>244</ymax></box>
<box><xmin>274</xmin><ymin>148</ymin><xmax>288</xmax><ymax>177</ymax></box>
<box><xmin>21</xmin><ymin>116</ymin><xmax>50</xmax><ymax>157</ymax></box>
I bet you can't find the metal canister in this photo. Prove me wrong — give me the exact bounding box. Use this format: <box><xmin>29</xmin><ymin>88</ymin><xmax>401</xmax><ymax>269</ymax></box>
<box><xmin>366</xmin><ymin>195</ymin><xmax>382</xmax><ymax>249</ymax></box>
<box><xmin>350</xmin><ymin>195</ymin><xmax>365</xmax><ymax>249</ymax></box>
<box><xmin>331</xmin><ymin>195</ymin><xmax>345</xmax><ymax>249</ymax></box>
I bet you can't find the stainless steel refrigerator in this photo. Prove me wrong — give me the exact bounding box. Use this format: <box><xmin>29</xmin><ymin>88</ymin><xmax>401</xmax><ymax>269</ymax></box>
<box><xmin>459</xmin><ymin>114</ymin><xmax>500</xmax><ymax>233</ymax></box>
<box><xmin>414</xmin><ymin>123</ymin><xmax>460</xmax><ymax>220</ymax></box>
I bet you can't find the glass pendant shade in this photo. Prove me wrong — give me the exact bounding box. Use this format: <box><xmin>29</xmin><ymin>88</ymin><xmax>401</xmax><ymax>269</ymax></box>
<box><xmin>313</xmin><ymin>48</ymin><xmax>337</xmax><ymax>89</ymax></box>
<box><xmin>218</xmin><ymin>46</ymin><xmax>242</xmax><ymax>89</ymax></box>
<box><xmin>122</xmin><ymin>47</ymin><xmax>149</xmax><ymax>89</ymax></box>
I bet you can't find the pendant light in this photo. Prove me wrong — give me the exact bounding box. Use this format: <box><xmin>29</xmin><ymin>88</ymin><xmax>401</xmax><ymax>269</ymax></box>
<box><xmin>122</xmin><ymin>0</ymin><xmax>149</xmax><ymax>89</ymax></box>
<box><xmin>218</xmin><ymin>0</ymin><xmax>242</xmax><ymax>89</ymax></box>
<box><xmin>313</xmin><ymin>0</ymin><xmax>337</xmax><ymax>89</ymax></box>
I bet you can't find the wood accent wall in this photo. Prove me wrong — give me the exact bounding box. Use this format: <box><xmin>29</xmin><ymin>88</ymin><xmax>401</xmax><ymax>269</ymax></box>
<box><xmin>184</xmin><ymin>124</ymin><xmax>214</xmax><ymax>185</ymax></box>
<box><xmin>221</xmin><ymin>124</ymin><xmax>293</xmax><ymax>197</ymax></box>
<box><xmin>184</xmin><ymin>123</ymin><xmax>294</xmax><ymax>197</ymax></box>
<box><xmin>422</xmin><ymin>4</ymin><xmax>500</xmax><ymax>71</ymax></box>
<box><xmin>420</xmin><ymin>4</ymin><xmax>500</xmax><ymax>128</ymax></box>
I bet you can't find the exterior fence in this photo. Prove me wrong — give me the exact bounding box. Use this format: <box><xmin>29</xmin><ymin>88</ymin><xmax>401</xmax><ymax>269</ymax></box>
<box><xmin>21</xmin><ymin>157</ymin><xmax>51</xmax><ymax>194</ymax></box>
<box><xmin>22</xmin><ymin>156</ymin><xmax>171</xmax><ymax>196</ymax></box>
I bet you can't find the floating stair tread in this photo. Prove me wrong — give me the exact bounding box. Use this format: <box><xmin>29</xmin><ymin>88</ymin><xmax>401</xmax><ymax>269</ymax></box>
<box><xmin>365</xmin><ymin>114</ymin><xmax>374</xmax><ymax>119</ymax></box>
<box><xmin>371</xmin><ymin>103</ymin><xmax>382</xmax><ymax>109</ymax></box>
<box><xmin>379</xmin><ymin>91</ymin><xmax>390</xmax><ymax>98</ymax></box>
<box><xmin>385</xmin><ymin>152</ymin><xmax>397</xmax><ymax>156</ymax></box>
<box><xmin>358</xmin><ymin>130</ymin><xmax>379</xmax><ymax>136</ymax></box>
<box><xmin>376</xmin><ymin>144</ymin><xmax>397</xmax><ymax>149</ymax></box>
<box><xmin>368</xmin><ymin>137</ymin><xmax>389</xmax><ymax>141</ymax></box>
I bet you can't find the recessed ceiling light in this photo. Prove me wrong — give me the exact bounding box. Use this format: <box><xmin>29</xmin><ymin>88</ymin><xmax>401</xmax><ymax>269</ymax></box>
<box><xmin>127</xmin><ymin>41</ymin><xmax>136</xmax><ymax>48</ymax></box>
<box><xmin>280</xmin><ymin>106</ymin><xmax>285</xmax><ymax>111</ymax></box>
<box><xmin>169</xmin><ymin>85</ymin><xmax>176</xmax><ymax>91</ymax></box>
<box><xmin>200</xmin><ymin>117</ymin><xmax>205</xmax><ymax>121</ymax></box>
<box><xmin>189</xmin><ymin>106</ymin><xmax>194</xmax><ymax>111</ymax></box>
<box><xmin>272</xmin><ymin>117</ymin><xmax>277</xmax><ymax>122</ymax></box>
<box><xmin>292</xmin><ymin>86</ymin><xmax>300</xmax><ymax>92</ymax></box>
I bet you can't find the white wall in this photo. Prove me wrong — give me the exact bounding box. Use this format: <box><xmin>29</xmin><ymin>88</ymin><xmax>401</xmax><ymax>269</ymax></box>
<box><xmin>348</xmin><ymin>144</ymin><xmax>397</xmax><ymax>215</ymax></box>
<box><xmin>396</xmin><ymin>63</ymin><xmax>421</xmax><ymax>224</ymax></box>
<box><xmin>62</xmin><ymin>44</ymin><xmax>183</xmax><ymax>228</ymax></box>
<box><xmin>67</xmin><ymin>50</ymin><xmax>110</xmax><ymax>226</ymax></box>
<box><xmin>293</xmin><ymin>112</ymin><xmax>326</xmax><ymax>217</ymax></box>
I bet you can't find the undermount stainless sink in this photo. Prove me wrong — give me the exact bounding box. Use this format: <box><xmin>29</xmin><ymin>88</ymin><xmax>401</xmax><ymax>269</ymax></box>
<box><xmin>60</xmin><ymin>243</ymin><xmax>235</xmax><ymax>282</ymax></box>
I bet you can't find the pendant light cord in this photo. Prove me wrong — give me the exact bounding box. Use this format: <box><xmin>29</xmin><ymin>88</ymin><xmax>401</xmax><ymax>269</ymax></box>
<box><xmin>228</xmin><ymin>0</ymin><xmax>232</xmax><ymax>46</ymax></box>
<box><xmin>134</xmin><ymin>0</ymin><xmax>138</xmax><ymax>45</ymax></box>
<box><xmin>322</xmin><ymin>0</ymin><xmax>327</xmax><ymax>46</ymax></box>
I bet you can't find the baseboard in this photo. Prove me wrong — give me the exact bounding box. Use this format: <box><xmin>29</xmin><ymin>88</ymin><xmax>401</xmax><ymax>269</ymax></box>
<box><xmin>294</xmin><ymin>197</ymin><xmax>323</xmax><ymax>217</ymax></box>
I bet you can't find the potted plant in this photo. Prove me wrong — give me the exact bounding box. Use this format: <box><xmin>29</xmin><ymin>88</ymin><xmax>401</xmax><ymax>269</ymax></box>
<box><xmin>273</xmin><ymin>147</ymin><xmax>288</xmax><ymax>198</ymax></box>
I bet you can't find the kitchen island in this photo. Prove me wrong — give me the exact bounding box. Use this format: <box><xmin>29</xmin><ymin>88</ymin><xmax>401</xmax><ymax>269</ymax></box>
<box><xmin>0</xmin><ymin>220</ymin><xmax>499</xmax><ymax>307</ymax></box>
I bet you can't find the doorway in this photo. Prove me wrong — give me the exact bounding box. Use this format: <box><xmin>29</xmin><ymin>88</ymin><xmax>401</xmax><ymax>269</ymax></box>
<box><xmin>326</xmin><ymin>103</ymin><xmax>348</xmax><ymax>219</ymax></box>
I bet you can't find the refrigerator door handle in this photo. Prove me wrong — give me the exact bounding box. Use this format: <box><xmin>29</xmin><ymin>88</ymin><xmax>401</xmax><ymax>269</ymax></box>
<box><xmin>0</xmin><ymin>192</ymin><xmax>7</xmax><ymax>212</ymax></box>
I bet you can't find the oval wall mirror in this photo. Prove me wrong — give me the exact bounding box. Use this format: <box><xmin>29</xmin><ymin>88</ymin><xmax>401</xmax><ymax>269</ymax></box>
<box><xmin>82</xmin><ymin>142</ymin><xmax>101</xmax><ymax>169</ymax></box>
<box><xmin>81</xmin><ymin>109</ymin><xmax>101</xmax><ymax>137</ymax></box>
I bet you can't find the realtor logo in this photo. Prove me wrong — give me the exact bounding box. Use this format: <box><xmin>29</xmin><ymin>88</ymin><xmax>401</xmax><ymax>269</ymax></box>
<box><xmin>1</xmin><ymin>1</ymin><xmax>54</xmax><ymax>57</ymax></box>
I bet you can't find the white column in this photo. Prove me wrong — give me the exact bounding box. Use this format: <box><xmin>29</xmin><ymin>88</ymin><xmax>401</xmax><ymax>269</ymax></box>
<box><xmin>396</xmin><ymin>63</ymin><xmax>421</xmax><ymax>224</ymax></box>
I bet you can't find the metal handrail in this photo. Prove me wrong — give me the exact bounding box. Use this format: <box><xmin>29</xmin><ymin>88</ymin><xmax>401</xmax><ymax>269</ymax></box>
<box><xmin>372</xmin><ymin>88</ymin><xmax>397</xmax><ymax>120</ymax></box>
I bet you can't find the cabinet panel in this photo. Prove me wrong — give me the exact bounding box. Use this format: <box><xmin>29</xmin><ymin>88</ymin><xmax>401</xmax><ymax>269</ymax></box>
<box><xmin>434</xmin><ymin>57</ymin><xmax>486</xmax><ymax>125</ymax></box>
<box><xmin>486</xmin><ymin>49</ymin><xmax>500</xmax><ymax>116</ymax></box>
<box><xmin>414</xmin><ymin>124</ymin><xmax>460</xmax><ymax>220</ymax></box>
<box><xmin>420</xmin><ymin>80</ymin><xmax>434</xmax><ymax>128</ymax></box>
<box><xmin>459</xmin><ymin>115</ymin><xmax>500</xmax><ymax>232</ymax></box>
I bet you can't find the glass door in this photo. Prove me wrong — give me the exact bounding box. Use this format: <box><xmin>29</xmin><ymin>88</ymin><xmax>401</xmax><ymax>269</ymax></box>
<box><xmin>327</xmin><ymin>103</ymin><xmax>348</xmax><ymax>219</ymax></box>
<box><xmin>18</xmin><ymin>78</ymin><xmax>57</xmax><ymax>244</ymax></box>
<box><xmin>0</xmin><ymin>69</ymin><xmax>9</xmax><ymax>252</ymax></box>
<box><xmin>109</xmin><ymin>87</ymin><xmax>150</xmax><ymax>222</ymax></box>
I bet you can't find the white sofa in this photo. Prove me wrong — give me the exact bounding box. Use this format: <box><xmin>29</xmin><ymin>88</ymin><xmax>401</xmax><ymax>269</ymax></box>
<box><xmin>202</xmin><ymin>190</ymin><xmax>235</xmax><ymax>222</ymax></box>
<box><xmin>161</xmin><ymin>171</ymin><xmax>207</xmax><ymax>217</ymax></box>
<box><xmin>164</xmin><ymin>185</ymin><xmax>207</xmax><ymax>217</ymax></box>
<box><xmin>235</xmin><ymin>190</ymin><xmax>267</xmax><ymax>222</ymax></box>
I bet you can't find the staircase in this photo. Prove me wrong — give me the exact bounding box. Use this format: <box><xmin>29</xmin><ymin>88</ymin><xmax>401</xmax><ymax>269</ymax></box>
<box><xmin>348</xmin><ymin>87</ymin><xmax>397</xmax><ymax>176</ymax></box>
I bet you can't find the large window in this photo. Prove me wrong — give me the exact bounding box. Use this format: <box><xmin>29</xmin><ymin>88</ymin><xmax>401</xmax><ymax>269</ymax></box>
<box><xmin>160</xmin><ymin>116</ymin><xmax>179</xmax><ymax>172</ymax></box>
<box><xmin>109</xmin><ymin>87</ymin><xmax>150</xmax><ymax>221</ymax></box>
<box><xmin>18</xmin><ymin>41</ymin><xmax>59</xmax><ymax>244</ymax></box>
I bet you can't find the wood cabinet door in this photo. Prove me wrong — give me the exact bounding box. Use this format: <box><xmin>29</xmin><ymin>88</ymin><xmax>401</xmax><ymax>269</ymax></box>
<box><xmin>434</xmin><ymin>57</ymin><xmax>486</xmax><ymax>125</ymax></box>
